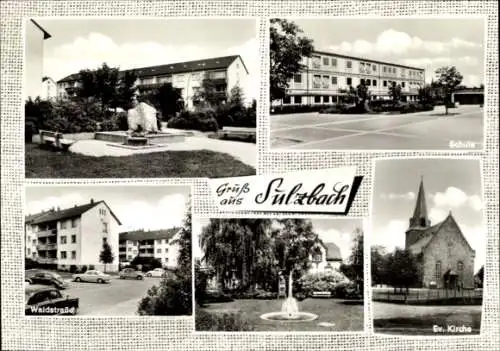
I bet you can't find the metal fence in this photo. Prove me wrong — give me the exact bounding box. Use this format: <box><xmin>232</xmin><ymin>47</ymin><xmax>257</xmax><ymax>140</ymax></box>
<box><xmin>372</xmin><ymin>289</ymin><xmax>483</xmax><ymax>303</ymax></box>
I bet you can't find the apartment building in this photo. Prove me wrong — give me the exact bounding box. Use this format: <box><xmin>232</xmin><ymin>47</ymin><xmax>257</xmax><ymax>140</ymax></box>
<box><xmin>278</xmin><ymin>50</ymin><xmax>425</xmax><ymax>105</ymax></box>
<box><xmin>25</xmin><ymin>199</ymin><xmax>121</xmax><ymax>272</ymax></box>
<box><xmin>119</xmin><ymin>227</ymin><xmax>182</xmax><ymax>269</ymax></box>
<box><xmin>309</xmin><ymin>240</ymin><xmax>343</xmax><ymax>275</ymax></box>
<box><xmin>56</xmin><ymin>55</ymin><xmax>250</xmax><ymax>110</ymax></box>
<box><xmin>41</xmin><ymin>77</ymin><xmax>57</xmax><ymax>100</ymax></box>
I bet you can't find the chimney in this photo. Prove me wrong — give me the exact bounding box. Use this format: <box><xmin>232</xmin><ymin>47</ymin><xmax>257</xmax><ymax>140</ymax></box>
<box><xmin>90</xmin><ymin>198</ymin><xmax>94</xmax><ymax>204</ymax></box>
<box><xmin>57</xmin><ymin>207</ymin><xmax>60</xmax><ymax>211</ymax></box>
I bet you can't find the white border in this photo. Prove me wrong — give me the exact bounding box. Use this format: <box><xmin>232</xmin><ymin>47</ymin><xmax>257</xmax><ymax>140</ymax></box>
<box><xmin>266</xmin><ymin>15</ymin><xmax>487</xmax><ymax>153</ymax></box>
<box><xmin>368</xmin><ymin>155</ymin><xmax>485</xmax><ymax>339</ymax></box>
<box><xmin>191</xmin><ymin>214</ymin><xmax>368</xmax><ymax>335</ymax></box>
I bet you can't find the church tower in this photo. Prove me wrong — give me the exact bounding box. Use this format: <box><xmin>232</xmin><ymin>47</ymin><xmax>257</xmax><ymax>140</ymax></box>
<box><xmin>405</xmin><ymin>177</ymin><xmax>431</xmax><ymax>249</ymax></box>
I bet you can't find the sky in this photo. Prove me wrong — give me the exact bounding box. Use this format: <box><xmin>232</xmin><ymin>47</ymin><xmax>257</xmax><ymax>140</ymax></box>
<box><xmin>371</xmin><ymin>158</ymin><xmax>485</xmax><ymax>272</ymax></box>
<box><xmin>25</xmin><ymin>185</ymin><xmax>190</xmax><ymax>232</ymax></box>
<box><xmin>35</xmin><ymin>18</ymin><xmax>258</xmax><ymax>98</ymax></box>
<box><xmin>290</xmin><ymin>18</ymin><xmax>485</xmax><ymax>87</ymax></box>
<box><xmin>192</xmin><ymin>217</ymin><xmax>363</xmax><ymax>261</ymax></box>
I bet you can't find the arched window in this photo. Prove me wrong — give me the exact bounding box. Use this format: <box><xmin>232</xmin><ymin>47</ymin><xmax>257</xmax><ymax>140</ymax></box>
<box><xmin>457</xmin><ymin>261</ymin><xmax>464</xmax><ymax>276</ymax></box>
<box><xmin>435</xmin><ymin>261</ymin><xmax>442</xmax><ymax>281</ymax></box>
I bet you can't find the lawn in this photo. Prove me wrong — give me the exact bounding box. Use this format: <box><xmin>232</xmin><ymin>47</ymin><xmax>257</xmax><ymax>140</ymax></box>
<box><xmin>196</xmin><ymin>298</ymin><xmax>364</xmax><ymax>332</ymax></box>
<box><xmin>25</xmin><ymin>144</ymin><xmax>255</xmax><ymax>178</ymax></box>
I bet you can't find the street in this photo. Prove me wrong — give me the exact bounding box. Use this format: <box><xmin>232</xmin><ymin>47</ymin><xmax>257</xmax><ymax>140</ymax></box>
<box><xmin>270</xmin><ymin>105</ymin><xmax>483</xmax><ymax>150</ymax></box>
<box><xmin>63</xmin><ymin>276</ymin><xmax>160</xmax><ymax>316</ymax></box>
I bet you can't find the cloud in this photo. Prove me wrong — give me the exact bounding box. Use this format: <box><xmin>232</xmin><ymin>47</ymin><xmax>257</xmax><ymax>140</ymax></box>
<box><xmin>26</xmin><ymin>192</ymin><xmax>87</xmax><ymax>215</ymax></box>
<box><xmin>44</xmin><ymin>33</ymin><xmax>259</xmax><ymax>98</ymax></box>
<box><xmin>316</xmin><ymin>228</ymin><xmax>357</xmax><ymax>261</ymax></box>
<box><xmin>328</xmin><ymin>29</ymin><xmax>481</xmax><ymax>56</ymax></box>
<box><xmin>430</xmin><ymin>187</ymin><xmax>483</xmax><ymax>212</ymax></box>
<box><xmin>380</xmin><ymin>192</ymin><xmax>415</xmax><ymax>201</ymax></box>
<box><xmin>429</xmin><ymin>207</ymin><xmax>448</xmax><ymax>224</ymax></box>
<box><xmin>113</xmin><ymin>193</ymin><xmax>187</xmax><ymax>231</ymax></box>
<box><xmin>372</xmin><ymin>219</ymin><xmax>407</xmax><ymax>252</ymax></box>
<box><xmin>460</xmin><ymin>224</ymin><xmax>486</xmax><ymax>272</ymax></box>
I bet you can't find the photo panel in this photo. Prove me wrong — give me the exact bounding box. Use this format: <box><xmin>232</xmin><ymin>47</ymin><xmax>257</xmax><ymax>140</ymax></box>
<box><xmin>24</xmin><ymin>183</ymin><xmax>192</xmax><ymax>317</ymax></box>
<box><xmin>25</xmin><ymin>17</ymin><xmax>258</xmax><ymax>179</ymax></box>
<box><xmin>269</xmin><ymin>17</ymin><xmax>485</xmax><ymax>151</ymax></box>
<box><xmin>370</xmin><ymin>157</ymin><xmax>485</xmax><ymax>336</ymax></box>
<box><xmin>192</xmin><ymin>216</ymin><xmax>366</xmax><ymax>333</ymax></box>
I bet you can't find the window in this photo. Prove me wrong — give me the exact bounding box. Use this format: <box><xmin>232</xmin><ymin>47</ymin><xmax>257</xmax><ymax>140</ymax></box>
<box><xmin>402</xmin><ymin>82</ymin><xmax>406</xmax><ymax>88</ymax></box>
<box><xmin>71</xmin><ymin>251</ymin><xmax>76</xmax><ymax>260</ymax></box>
<box><xmin>323</xmin><ymin>96</ymin><xmax>330</xmax><ymax>103</ymax></box>
<box><xmin>293</xmin><ymin>74</ymin><xmax>302</xmax><ymax>83</ymax></box>
<box><xmin>346</xmin><ymin>61</ymin><xmax>352</xmax><ymax>69</ymax></box>
<box><xmin>128</xmin><ymin>247</ymin><xmax>131</xmax><ymax>252</ymax></box>
<box><xmin>314</xmin><ymin>96</ymin><xmax>321</xmax><ymax>103</ymax></box>
<box><xmin>346</xmin><ymin>77</ymin><xmax>352</xmax><ymax>86</ymax></box>
<box><xmin>60</xmin><ymin>236</ymin><xmax>67</xmax><ymax>244</ymax></box>
<box><xmin>71</xmin><ymin>218</ymin><xmax>78</xmax><ymax>228</ymax></box>
<box><xmin>32</xmin><ymin>239</ymin><xmax>36</xmax><ymax>245</ymax></box>
<box><xmin>457</xmin><ymin>261</ymin><xmax>464</xmax><ymax>272</ymax></box>
<box><xmin>311</xmin><ymin>55</ymin><xmax>321</xmax><ymax>69</ymax></box>
<box><xmin>373</xmin><ymin>79</ymin><xmax>377</xmax><ymax>86</ymax></box>
<box><xmin>322</xmin><ymin>75</ymin><xmax>329</xmax><ymax>88</ymax></box>
<box><xmin>27</xmin><ymin>248</ymin><xmax>30</xmax><ymax>255</ymax></box>
<box><xmin>435</xmin><ymin>261</ymin><xmax>442</xmax><ymax>281</ymax></box>
<box><xmin>323</xmin><ymin>57</ymin><xmax>329</xmax><ymax>66</ymax></box>
<box><xmin>102</xmin><ymin>237</ymin><xmax>107</xmax><ymax>244</ymax></box>
<box><xmin>61</xmin><ymin>251</ymin><xmax>67</xmax><ymax>259</ymax></box>
<box><xmin>157</xmin><ymin>249</ymin><xmax>162</xmax><ymax>254</ymax></box>
<box><xmin>360</xmin><ymin>78</ymin><xmax>365</xmax><ymax>85</ymax></box>
<box><xmin>71</xmin><ymin>235</ymin><xmax>76</xmax><ymax>244</ymax></box>
<box><xmin>99</xmin><ymin>209</ymin><xmax>107</xmax><ymax>216</ymax></box>
<box><xmin>283</xmin><ymin>96</ymin><xmax>291</xmax><ymax>104</ymax></box>
<box><xmin>366</xmin><ymin>80</ymin><xmax>371</xmax><ymax>86</ymax></box>
<box><xmin>383</xmin><ymin>81</ymin><xmax>387</xmax><ymax>87</ymax></box>
<box><xmin>294</xmin><ymin>96</ymin><xmax>302</xmax><ymax>104</ymax></box>
<box><xmin>373</xmin><ymin>64</ymin><xmax>377</xmax><ymax>71</ymax></box>
<box><xmin>383</xmin><ymin>66</ymin><xmax>387</xmax><ymax>73</ymax></box>
<box><xmin>61</xmin><ymin>221</ymin><xmax>67</xmax><ymax>229</ymax></box>
<box><xmin>27</xmin><ymin>235</ymin><xmax>30</xmax><ymax>242</ymax></box>
<box><xmin>331</xmin><ymin>58</ymin><xmax>337</xmax><ymax>67</ymax></box>
<box><xmin>32</xmin><ymin>252</ymin><xmax>36</xmax><ymax>258</ymax></box>
<box><xmin>102</xmin><ymin>222</ymin><xmax>108</xmax><ymax>233</ymax></box>
<box><xmin>331</xmin><ymin>76</ymin><xmax>337</xmax><ymax>85</ymax></box>
<box><xmin>313</xmin><ymin>75</ymin><xmax>321</xmax><ymax>89</ymax></box>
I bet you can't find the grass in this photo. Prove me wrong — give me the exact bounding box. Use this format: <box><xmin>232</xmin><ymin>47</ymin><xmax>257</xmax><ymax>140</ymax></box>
<box><xmin>25</xmin><ymin>144</ymin><xmax>255</xmax><ymax>178</ymax></box>
<box><xmin>196</xmin><ymin>298</ymin><xmax>364</xmax><ymax>332</ymax></box>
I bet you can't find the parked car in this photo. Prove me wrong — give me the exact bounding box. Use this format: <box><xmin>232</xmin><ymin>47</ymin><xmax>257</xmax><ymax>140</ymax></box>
<box><xmin>72</xmin><ymin>270</ymin><xmax>112</xmax><ymax>283</ymax></box>
<box><xmin>25</xmin><ymin>285</ymin><xmax>79</xmax><ymax>315</ymax></box>
<box><xmin>25</xmin><ymin>269</ymin><xmax>69</xmax><ymax>289</ymax></box>
<box><xmin>145</xmin><ymin>268</ymin><xmax>167</xmax><ymax>278</ymax></box>
<box><xmin>119</xmin><ymin>268</ymin><xmax>145</xmax><ymax>280</ymax></box>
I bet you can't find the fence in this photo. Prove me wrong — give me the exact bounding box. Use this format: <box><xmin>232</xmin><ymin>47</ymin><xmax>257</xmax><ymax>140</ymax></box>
<box><xmin>372</xmin><ymin>288</ymin><xmax>483</xmax><ymax>305</ymax></box>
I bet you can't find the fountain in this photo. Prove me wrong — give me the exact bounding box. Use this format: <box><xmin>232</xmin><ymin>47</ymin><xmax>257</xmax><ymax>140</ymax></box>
<box><xmin>260</xmin><ymin>272</ymin><xmax>318</xmax><ymax>322</ymax></box>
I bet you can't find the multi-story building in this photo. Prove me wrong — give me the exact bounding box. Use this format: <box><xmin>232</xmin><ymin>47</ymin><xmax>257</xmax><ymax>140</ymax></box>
<box><xmin>277</xmin><ymin>50</ymin><xmax>425</xmax><ymax>105</ymax></box>
<box><xmin>119</xmin><ymin>227</ymin><xmax>182</xmax><ymax>269</ymax></box>
<box><xmin>41</xmin><ymin>76</ymin><xmax>57</xmax><ymax>100</ymax></box>
<box><xmin>24</xmin><ymin>199</ymin><xmax>121</xmax><ymax>272</ymax></box>
<box><xmin>56</xmin><ymin>55</ymin><xmax>250</xmax><ymax>110</ymax></box>
<box><xmin>309</xmin><ymin>240</ymin><xmax>343</xmax><ymax>275</ymax></box>
<box><xmin>25</xmin><ymin>19</ymin><xmax>51</xmax><ymax>101</ymax></box>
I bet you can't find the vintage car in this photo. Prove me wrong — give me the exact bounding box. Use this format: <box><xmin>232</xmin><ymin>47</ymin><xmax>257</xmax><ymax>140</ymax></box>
<box><xmin>145</xmin><ymin>268</ymin><xmax>167</xmax><ymax>278</ymax></box>
<box><xmin>119</xmin><ymin>268</ymin><xmax>145</xmax><ymax>280</ymax></box>
<box><xmin>25</xmin><ymin>269</ymin><xmax>69</xmax><ymax>290</ymax></box>
<box><xmin>25</xmin><ymin>285</ymin><xmax>79</xmax><ymax>316</ymax></box>
<box><xmin>72</xmin><ymin>270</ymin><xmax>112</xmax><ymax>284</ymax></box>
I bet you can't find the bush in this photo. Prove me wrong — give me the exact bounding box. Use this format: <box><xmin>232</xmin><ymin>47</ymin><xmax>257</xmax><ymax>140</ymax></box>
<box><xmin>69</xmin><ymin>265</ymin><xmax>78</xmax><ymax>273</ymax></box>
<box><xmin>25</xmin><ymin>257</ymin><xmax>39</xmax><ymax>270</ymax></box>
<box><xmin>88</xmin><ymin>265</ymin><xmax>95</xmax><ymax>270</ymax></box>
<box><xmin>271</xmin><ymin>103</ymin><xmax>336</xmax><ymax>115</ymax></box>
<box><xmin>331</xmin><ymin>281</ymin><xmax>362</xmax><ymax>299</ymax></box>
<box><xmin>204</xmin><ymin>291</ymin><xmax>234</xmax><ymax>303</ymax></box>
<box><xmin>130</xmin><ymin>256</ymin><xmax>162</xmax><ymax>272</ymax></box>
<box><xmin>168</xmin><ymin>110</ymin><xmax>219</xmax><ymax>132</ymax></box>
<box><xmin>100</xmin><ymin>111</ymin><xmax>128</xmax><ymax>131</ymax></box>
<box><xmin>296</xmin><ymin>271</ymin><xmax>350</xmax><ymax>298</ymax></box>
<box><xmin>229</xmin><ymin>289</ymin><xmax>277</xmax><ymax>300</ymax></box>
<box><xmin>195</xmin><ymin>309</ymin><xmax>254</xmax><ymax>331</ymax></box>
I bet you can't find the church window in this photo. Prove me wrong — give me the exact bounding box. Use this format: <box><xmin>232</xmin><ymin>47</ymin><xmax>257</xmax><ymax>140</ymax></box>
<box><xmin>435</xmin><ymin>261</ymin><xmax>442</xmax><ymax>281</ymax></box>
<box><xmin>419</xmin><ymin>218</ymin><xmax>426</xmax><ymax>227</ymax></box>
<box><xmin>457</xmin><ymin>261</ymin><xmax>464</xmax><ymax>276</ymax></box>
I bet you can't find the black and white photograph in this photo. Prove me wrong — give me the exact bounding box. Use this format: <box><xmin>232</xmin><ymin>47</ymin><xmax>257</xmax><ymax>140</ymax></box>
<box><xmin>24</xmin><ymin>184</ymin><xmax>192</xmax><ymax>316</ymax></box>
<box><xmin>193</xmin><ymin>218</ymin><xmax>364</xmax><ymax>332</ymax></box>
<box><xmin>25</xmin><ymin>18</ymin><xmax>257</xmax><ymax>178</ymax></box>
<box><xmin>370</xmin><ymin>158</ymin><xmax>485</xmax><ymax>335</ymax></box>
<box><xmin>270</xmin><ymin>18</ymin><xmax>485</xmax><ymax>150</ymax></box>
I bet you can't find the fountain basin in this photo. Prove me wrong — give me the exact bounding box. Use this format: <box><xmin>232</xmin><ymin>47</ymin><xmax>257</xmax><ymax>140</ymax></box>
<box><xmin>260</xmin><ymin>311</ymin><xmax>318</xmax><ymax>322</ymax></box>
<box><xmin>95</xmin><ymin>131</ymin><xmax>190</xmax><ymax>144</ymax></box>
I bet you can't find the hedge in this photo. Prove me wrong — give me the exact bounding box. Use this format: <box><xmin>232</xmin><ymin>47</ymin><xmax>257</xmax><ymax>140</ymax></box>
<box><xmin>195</xmin><ymin>309</ymin><xmax>254</xmax><ymax>331</ymax></box>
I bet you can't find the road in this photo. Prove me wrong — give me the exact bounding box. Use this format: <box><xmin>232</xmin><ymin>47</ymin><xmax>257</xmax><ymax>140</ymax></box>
<box><xmin>270</xmin><ymin>105</ymin><xmax>483</xmax><ymax>150</ymax></box>
<box><xmin>63</xmin><ymin>276</ymin><xmax>160</xmax><ymax>316</ymax></box>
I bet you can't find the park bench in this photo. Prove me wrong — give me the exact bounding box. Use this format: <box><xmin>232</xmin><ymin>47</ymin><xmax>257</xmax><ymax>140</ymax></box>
<box><xmin>220</xmin><ymin>126</ymin><xmax>256</xmax><ymax>142</ymax></box>
<box><xmin>311</xmin><ymin>291</ymin><xmax>332</xmax><ymax>298</ymax></box>
<box><xmin>39</xmin><ymin>130</ymin><xmax>75</xmax><ymax>151</ymax></box>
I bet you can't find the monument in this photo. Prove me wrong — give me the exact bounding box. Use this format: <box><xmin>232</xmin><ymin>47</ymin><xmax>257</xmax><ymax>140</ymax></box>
<box><xmin>127</xmin><ymin>97</ymin><xmax>159</xmax><ymax>134</ymax></box>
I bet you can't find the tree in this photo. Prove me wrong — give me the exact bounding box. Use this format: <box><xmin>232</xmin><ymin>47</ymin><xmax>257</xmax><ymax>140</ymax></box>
<box><xmin>270</xmin><ymin>19</ymin><xmax>314</xmax><ymax>102</ymax></box>
<box><xmin>130</xmin><ymin>256</ymin><xmax>162</xmax><ymax>271</ymax></box>
<box><xmin>113</xmin><ymin>70</ymin><xmax>138</xmax><ymax>110</ymax></box>
<box><xmin>196</xmin><ymin>74</ymin><xmax>227</xmax><ymax>108</ymax></box>
<box><xmin>99</xmin><ymin>242</ymin><xmax>114</xmax><ymax>273</ymax></box>
<box><xmin>75</xmin><ymin>63</ymin><xmax>120</xmax><ymax>114</ymax></box>
<box><xmin>356</xmin><ymin>82</ymin><xmax>370</xmax><ymax>108</ymax></box>
<box><xmin>434</xmin><ymin>66</ymin><xmax>463</xmax><ymax>115</ymax></box>
<box><xmin>417</xmin><ymin>84</ymin><xmax>435</xmax><ymax>104</ymax></box>
<box><xmin>388</xmin><ymin>82</ymin><xmax>402</xmax><ymax>102</ymax></box>
<box><xmin>475</xmin><ymin>265</ymin><xmax>484</xmax><ymax>288</ymax></box>
<box><xmin>385</xmin><ymin>248</ymin><xmax>421</xmax><ymax>293</ymax></box>
<box><xmin>370</xmin><ymin>245</ymin><xmax>389</xmax><ymax>286</ymax></box>
<box><xmin>149</xmin><ymin>83</ymin><xmax>184</xmax><ymax>120</ymax></box>
<box><xmin>340</xmin><ymin>228</ymin><xmax>364</xmax><ymax>295</ymax></box>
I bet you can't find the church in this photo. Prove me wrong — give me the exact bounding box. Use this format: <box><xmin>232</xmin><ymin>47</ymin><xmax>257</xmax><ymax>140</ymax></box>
<box><xmin>405</xmin><ymin>178</ymin><xmax>475</xmax><ymax>289</ymax></box>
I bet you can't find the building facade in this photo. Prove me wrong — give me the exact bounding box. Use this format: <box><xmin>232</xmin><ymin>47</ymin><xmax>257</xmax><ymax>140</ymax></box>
<box><xmin>308</xmin><ymin>240</ymin><xmax>343</xmax><ymax>274</ymax></box>
<box><xmin>25</xmin><ymin>19</ymin><xmax>51</xmax><ymax>101</ymax></box>
<box><xmin>405</xmin><ymin>179</ymin><xmax>475</xmax><ymax>289</ymax></box>
<box><xmin>119</xmin><ymin>227</ymin><xmax>182</xmax><ymax>269</ymax></box>
<box><xmin>277</xmin><ymin>50</ymin><xmax>425</xmax><ymax>106</ymax></box>
<box><xmin>25</xmin><ymin>199</ymin><xmax>121</xmax><ymax>272</ymax></box>
<box><xmin>41</xmin><ymin>77</ymin><xmax>57</xmax><ymax>100</ymax></box>
<box><xmin>57</xmin><ymin>55</ymin><xmax>250</xmax><ymax>110</ymax></box>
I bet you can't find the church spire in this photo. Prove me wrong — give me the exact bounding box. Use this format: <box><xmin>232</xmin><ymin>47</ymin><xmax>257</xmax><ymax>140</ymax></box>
<box><xmin>410</xmin><ymin>176</ymin><xmax>430</xmax><ymax>228</ymax></box>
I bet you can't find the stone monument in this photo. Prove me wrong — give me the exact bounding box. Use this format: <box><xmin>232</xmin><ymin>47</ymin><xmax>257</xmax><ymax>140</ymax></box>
<box><xmin>127</xmin><ymin>97</ymin><xmax>159</xmax><ymax>134</ymax></box>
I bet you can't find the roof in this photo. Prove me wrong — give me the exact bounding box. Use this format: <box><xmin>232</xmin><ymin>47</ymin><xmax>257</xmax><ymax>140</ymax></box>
<box><xmin>119</xmin><ymin>227</ymin><xmax>181</xmax><ymax>242</ymax></box>
<box><xmin>28</xmin><ymin>200</ymin><xmax>121</xmax><ymax>225</ymax></box>
<box><xmin>324</xmin><ymin>242</ymin><xmax>342</xmax><ymax>261</ymax></box>
<box><xmin>57</xmin><ymin>55</ymin><xmax>245</xmax><ymax>83</ymax></box>
<box><xmin>410</xmin><ymin>177</ymin><xmax>430</xmax><ymax>227</ymax></box>
<box><xmin>312</xmin><ymin>50</ymin><xmax>424</xmax><ymax>71</ymax></box>
<box><xmin>25</xmin><ymin>211</ymin><xmax>48</xmax><ymax>224</ymax></box>
<box><xmin>30</xmin><ymin>19</ymin><xmax>51</xmax><ymax>40</ymax></box>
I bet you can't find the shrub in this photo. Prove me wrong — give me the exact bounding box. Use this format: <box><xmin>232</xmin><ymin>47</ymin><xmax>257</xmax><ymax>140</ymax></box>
<box><xmin>331</xmin><ymin>281</ymin><xmax>362</xmax><ymax>299</ymax></box>
<box><xmin>88</xmin><ymin>265</ymin><xmax>95</xmax><ymax>270</ymax></box>
<box><xmin>25</xmin><ymin>257</ymin><xmax>40</xmax><ymax>270</ymax></box>
<box><xmin>204</xmin><ymin>291</ymin><xmax>234</xmax><ymax>303</ymax></box>
<box><xmin>296</xmin><ymin>271</ymin><xmax>350</xmax><ymax>297</ymax></box>
<box><xmin>168</xmin><ymin>110</ymin><xmax>219</xmax><ymax>132</ymax></box>
<box><xmin>270</xmin><ymin>103</ymin><xmax>337</xmax><ymax>115</ymax></box>
<box><xmin>195</xmin><ymin>309</ymin><xmax>254</xmax><ymax>331</ymax></box>
<box><xmin>69</xmin><ymin>265</ymin><xmax>78</xmax><ymax>273</ymax></box>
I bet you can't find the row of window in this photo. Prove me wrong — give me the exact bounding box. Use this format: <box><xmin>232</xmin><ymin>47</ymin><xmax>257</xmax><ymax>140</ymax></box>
<box><xmin>60</xmin><ymin>235</ymin><xmax>77</xmax><ymax>244</ymax></box>
<box><xmin>124</xmin><ymin>239</ymin><xmax>172</xmax><ymax>246</ymax></box>
<box><xmin>59</xmin><ymin>251</ymin><xmax>77</xmax><ymax>260</ymax></box>
<box><xmin>127</xmin><ymin>247</ymin><xmax>169</xmax><ymax>253</ymax></box>
<box><xmin>139</xmin><ymin>71</ymin><xmax>226</xmax><ymax>86</ymax></box>
<box><xmin>60</xmin><ymin>218</ymin><xmax>78</xmax><ymax>230</ymax></box>
<box><xmin>296</xmin><ymin>74</ymin><xmax>417</xmax><ymax>89</ymax></box>
<box><xmin>435</xmin><ymin>260</ymin><xmax>464</xmax><ymax>281</ymax></box>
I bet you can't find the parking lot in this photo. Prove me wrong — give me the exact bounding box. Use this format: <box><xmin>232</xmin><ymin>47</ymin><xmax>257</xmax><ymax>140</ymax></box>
<box><xmin>270</xmin><ymin>105</ymin><xmax>483</xmax><ymax>150</ymax></box>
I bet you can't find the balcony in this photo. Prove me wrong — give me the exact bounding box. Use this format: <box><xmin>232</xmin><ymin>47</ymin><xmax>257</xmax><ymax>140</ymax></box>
<box><xmin>37</xmin><ymin>243</ymin><xmax>57</xmax><ymax>251</ymax></box>
<box><xmin>140</xmin><ymin>244</ymin><xmax>154</xmax><ymax>249</ymax></box>
<box><xmin>37</xmin><ymin>257</ymin><xmax>57</xmax><ymax>264</ymax></box>
<box><xmin>37</xmin><ymin>228</ymin><xmax>57</xmax><ymax>238</ymax></box>
<box><xmin>139</xmin><ymin>252</ymin><xmax>154</xmax><ymax>258</ymax></box>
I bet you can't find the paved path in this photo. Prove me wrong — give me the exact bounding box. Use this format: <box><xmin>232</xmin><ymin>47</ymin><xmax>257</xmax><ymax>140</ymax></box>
<box><xmin>271</xmin><ymin>105</ymin><xmax>483</xmax><ymax>150</ymax></box>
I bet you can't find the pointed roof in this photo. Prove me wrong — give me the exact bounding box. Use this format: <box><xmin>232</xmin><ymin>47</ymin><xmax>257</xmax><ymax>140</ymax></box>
<box><xmin>410</xmin><ymin>177</ymin><xmax>429</xmax><ymax>227</ymax></box>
